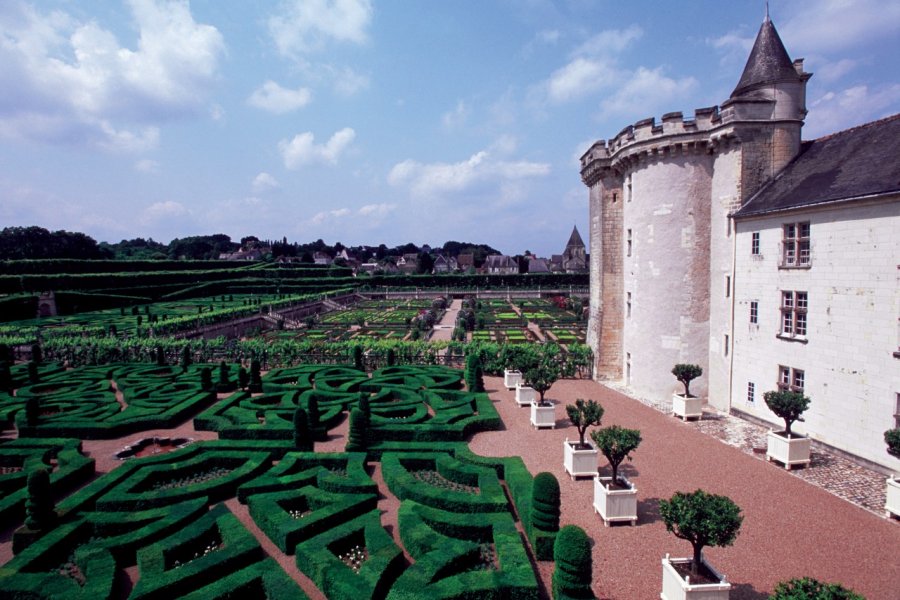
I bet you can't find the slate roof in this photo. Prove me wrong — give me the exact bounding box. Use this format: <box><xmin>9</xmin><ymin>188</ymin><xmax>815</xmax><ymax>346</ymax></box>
<box><xmin>565</xmin><ymin>225</ymin><xmax>585</xmax><ymax>250</ymax></box>
<box><xmin>732</xmin><ymin>114</ymin><xmax>900</xmax><ymax>218</ymax></box>
<box><xmin>731</xmin><ymin>16</ymin><xmax>802</xmax><ymax>99</ymax></box>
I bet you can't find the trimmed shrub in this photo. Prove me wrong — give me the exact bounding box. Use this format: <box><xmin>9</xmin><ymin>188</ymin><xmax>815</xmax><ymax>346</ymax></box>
<box><xmin>885</xmin><ymin>427</ymin><xmax>900</xmax><ymax>458</ymax></box>
<box><xmin>249</xmin><ymin>359</ymin><xmax>263</xmax><ymax>393</ymax></box>
<box><xmin>565</xmin><ymin>399</ymin><xmax>603</xmax><ymax>448</ymax></box>
<box><xmin>770</xmin><ymin>577</ymin><xmax>864</xmax><ymax>600</ymax></box>
<box><xmin>552</xmin><ymin>525</ymin><xmax>593</xmax><ymax>599</ymax></box>
<box><xmin>293</xmin><ymin>408</ymin><xmax>312</xmax><ymax>451</ymax></box>
<box><xmin>346</xmin><ymin>408</ymin><xmax>369</xmax><ymax>452</ymax></box>
<box><xmin>763</xmin><ymin>390</ymin><xmax>811</xmax><ymax>437</ymax></box>
<box><xmin>530</xmin><ymin>472</ymin><xmax>560</xmax><ymax>533</ymax></box>
<box><xmin>671</xmin><ymin>363</ymin><xmax>702</xmax><ymax>397</ymax></box>
<box><xmin>25</xmin><ymin>467</ymin><xmax>55</xmax><ymax>530</ymax></box>
<box><xmin>659</xmin><ymin>489</ymin><xmax>742</xmax><ymax>577</ymax></box>
<box><xmin>590</xmin><ymin>425</ymin><xmax>641</xmax><ymax>485</ymax></box>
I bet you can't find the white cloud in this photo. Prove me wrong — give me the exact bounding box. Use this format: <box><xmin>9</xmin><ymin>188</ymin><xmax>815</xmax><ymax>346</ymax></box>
<box><xmin>573</xmin><ymin>25</ymin><xmax>643</xmax><ymax>57</ymax></box>
<box><xmin>545</xmin><ymin>57</ymin><xmax>618</xmax><ymax>103</ymax></box>
<box><xmin>139</xmin><ymin>199</ymin><xmax>189</xmax><ymax>225</ymax></box>
<box><xmin>332</xmin><ymin>66</ymin><xmax>369</xmax><ymax>96</ymax></box>
<box><xmin>311</xmin><ymin>207</ymin><xmax>351</xmax><ymax>225</ymax></box>
<box><xmin>248</xmin><ymin>80</ymin><xmax>312</xmax><ymax>113</ymax></box>
<box><xmin>209</xmin><ymin>104</ymin><xmax>225</xmax><ymax>121</ymax></box>
<box><xmin>279</xmin><ymin>127</ymin><xmax>356</xmax><ymax>169</ymax></box>
<box><xmin>814</xmin><ymin>58</ymin><xmax>858</xmax><ymax>84</ymax></box>
<box><xmin>135</xmin><ymin>158</ymin><xmax>160</xmax><ymax>173</ymax></box>
<box><xmin>358</xmin><ymin>203</ymin><xmax>395</xmax><ymax>217</ymax></box>
<box><xmin>388</xmin><ymin>145</ymin><xmax>550</xmax><ymax>198</ymax></box>
<box><xmin>806</xmin><ymin>84</ymin><xmax>900</xmax><ymax>137</ymax></box>
<box><xmin>442</xmin><ymin>100</ymin><xmax>470</xmax><ymax>131</ymax></box>
<box><xmin>0</xmin><ymin>0</ymin><xmax>225</xmax><ymax>151</ymax></box>
<box><xmin>252</xmin><ymin>172</ymin><xmax>279</xmax><ymax>193</ymax></box>
<box><xmin>598</xmin><ymin>67</ymin><xmax>697</xmax><ymax>119</ymax></box>
<box><xmin>780</xmin><ymin>0</ymin><xmax>900</xmax><ymax>54</ymax></box>
<box><xmin>268</xmin><ymin>0</ymin><xmax>372</xmax><ymax>56</ymax></box>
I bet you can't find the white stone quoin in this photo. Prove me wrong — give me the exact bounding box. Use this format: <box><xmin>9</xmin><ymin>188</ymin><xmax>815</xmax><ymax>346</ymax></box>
<box><xmin>563</xmin><ymin>438</ymin><xmax>598</xmax><ymax>479</ymax></box>
<box><xmin>515</xmin><ymin>384</ymin><xmax>536</xmax><ymax>406</ymax></box>
<box><xmin>530</xmin><ymin>401</ymin><xmax>555</xmax><ymax>429</ymax></box>
<box><xmin>886</xmin><ymin>476</ymin><xmax>900</xmax><ymax>519</ymax></box>
<box><xmin>672</xmin><ymin>393</ymin><xmax>703</xmax><ymax>421</ymax></box>
<box><xmin>661</xmin><ymin>554</ymin><xmax>731</xmax><ymax>600</ymax></box>
<box><xmin>766</xmin><ymin>430</ymin><xmax>811</xmax><ymax>469</ymax></box>
<box><xmin>593</xmin><ymin>475</ymin><xmax>637</xmax><ymax>526</ymax></box>
<box><xmin>503</xmin><ymin>369</ymin><xmax>523</xmax><ymax>390</ymax></box>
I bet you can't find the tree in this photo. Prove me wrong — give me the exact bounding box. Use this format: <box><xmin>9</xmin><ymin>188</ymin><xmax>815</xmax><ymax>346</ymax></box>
<box><xmin>885</xmin><ymin>428</ymin><xmax>900</xmax><ymax>459</ymax></box>
<box><xmin>306</xmin><ymin>395</ymin><xmax>321</xmax><ymax>435</ymax></box>
<box><xmin>763</xmin><ymin>390</ymin><xmax>811</xmax><ymax>437</ymax></box>
<box><xmin>525</xmin><ymin>359</ymin><xmax>561</xmax><ymax>404</ymax></box>
<box><xmin>671</xmin><ymin>364</ymin><xmax>702</xmax><ymax>397</ymax></box>
<box><xmin>156</xmin><ymin>345</ymin><xmax>166</xmax><ymax>366</ymax></box>
<box><xmin>27</xmin><ymin>361</ymin><xmax>39</xmax><ymax>384</ymax></box>
<box><xmin>465</xmin><ymin>353</ymin><xmax>484</xmax><ymax>393</ymax></box>
<box><xmin>216</xmin><ymin>360</ymin><xmax>234</xmax><ymax>392</ymax></box>
<box><xmin>0</xmin><ymin>362</ymin><xmax>11</xmax><ymax>394</ymax></box>
<box><xmin>530</xmin><ymin>472</ymin><xmax>561</xmax><ymax>533</ymax></box>
<box><xmin>293</xmin><ymin>408</ymin><xmax>313</xmax><ymax>451</ymax></box>
<box><xmin>386</xmin><ymin>348</ymin><xmax>396</xmax><ymax>367</ymax></box>
<box><xmin>346</xmin><ymin>407</ymin><xmax>369</xmax><ymax>452</ymax></box>
<box><xmin>199</xmin><ymin>367</ymin><xmax>213</xmax><ymax>392</ymax></box>
<box><xmin>30</xmin><ymin>344</ymin><xmax>42</xmax><ymax>365</ymax></box>
<box><xmin>552</xmin><ymin>525</ymin><xmax>593</xmax><ymax>600</ymax></box>
<box><xmin>237</xmin><ymin>366</ymin><xmax>249</xmax><ymax>391</ymax></box>
<box><xmin>352</xmin><ymin>345</ymin><xmax>364</xmax><ymax>371</ymax></box>
<box><xmin>180</xmin><ymin>345</ymin><xmax>192</xmax><ymax>371</ymax></box>
<box><xmin>770</xmin><ymin>578</ymin><xmax>864</xmax><ymax>600</ymax></box>
<box><xmin>565</xmin><ymin>399</ymin><xmax>604</xmax><ymax>448</ymax></box>
<box><xmin>249</xmin><ymin>359</ymin><xmax>263</xmax><ymax>392</ymax></box>
<box><xmin>25</xmin><ymin>467</ymin><xmax>55</xmax><ymax>530</ymax></box>
<box><xmin>25</xmin><ymin>396</ymin><xmax>40</xmax><ymax>426</ymax></box>
<box><xmin>590</xmin><ymin>426</ymin><xmax>642</xmax><ymax>486</ymax></box>
<box><xmin>659</xmin><ymin>489</ymin><xmax>743</xmax><ymax>576</ymax></box>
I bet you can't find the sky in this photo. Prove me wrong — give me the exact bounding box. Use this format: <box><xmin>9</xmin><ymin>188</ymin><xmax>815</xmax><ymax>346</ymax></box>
<box><xmin>1</xmin><ymin>1</ymin><xmax>898</xmax><ymax>257</ymax></box>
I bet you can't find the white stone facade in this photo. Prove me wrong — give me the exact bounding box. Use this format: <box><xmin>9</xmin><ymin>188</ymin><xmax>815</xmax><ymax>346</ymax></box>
<box><xmin>731</xmin><ymin>199</ymin><xmax>900</xmax><ymax>470</ymax></box>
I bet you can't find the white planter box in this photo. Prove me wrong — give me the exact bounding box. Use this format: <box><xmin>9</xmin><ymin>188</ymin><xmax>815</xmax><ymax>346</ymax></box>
<box><xmin>563</xmin><ymin>439</ymin><xmax>598</xmax><ymax>479</ymax></box>
<box><xmin>661</xmin><ymin>554</ymin><xmax>731</xmax><ymax>600</ymax></box>
<box><xmin>515</xmin><ymin>384</ymin><xmax>536</xmax><ymax>406</ymax></box>
<box><xmin>593</xmin><ymin>475</ymin><xmax>637</xmax><ymax>526</ymax></box>
<box><xmin>886</xmin><ymin>476</ymin><xmax>900</xmax><ymax>519</ymax></box>
<box><xmin>766</xmin><ymin>430</ymin><xmax>811</xmax><ymax>470</ymax></box>
<box><xmin>672</xmin><ymin>393</ymin><xmax>703</xmax><ymax>421</ymax></box>
<box><xmin>530</xmin><ymin>401</ymin><xmax>555</xmax><ymax>429</ymax></box>
<box><xmin>504</xmin><ymin>369</ymin><xmax>523</xmax><ymax>390</ymax></box>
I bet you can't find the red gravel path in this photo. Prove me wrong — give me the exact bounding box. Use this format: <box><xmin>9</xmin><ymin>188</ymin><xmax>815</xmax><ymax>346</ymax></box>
<box><xmin>469</xmin><ymin>376</ymin><xmax>900</xmax><ymax>600</ymax></box>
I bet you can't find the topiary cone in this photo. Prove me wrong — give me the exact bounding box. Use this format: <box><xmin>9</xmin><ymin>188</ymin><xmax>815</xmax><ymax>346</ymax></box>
<box><xmin>25</xmin><ymin>467</ymin><xmax>55</xmax><ymax>531</ymax></box>
<box><xmin>531</xmin><ymin>472</ymin><xmax>561</xmax><ymax>533</ymax></box>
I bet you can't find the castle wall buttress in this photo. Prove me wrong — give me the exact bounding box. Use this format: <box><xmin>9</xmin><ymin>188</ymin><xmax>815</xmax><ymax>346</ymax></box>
<box><xmin>587</xmin><ymin>177</ymin><xmax>624</xmax><ymax>380</ymax></box>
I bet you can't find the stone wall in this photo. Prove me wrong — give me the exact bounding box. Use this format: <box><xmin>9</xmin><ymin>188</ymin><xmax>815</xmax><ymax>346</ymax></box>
<box><xmin>731</xmin><ymin>198</ymin><xmax>900</xmax><ymax>470</ymax></box>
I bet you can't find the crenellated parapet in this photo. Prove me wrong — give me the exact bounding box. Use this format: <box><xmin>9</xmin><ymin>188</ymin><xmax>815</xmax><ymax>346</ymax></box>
<box><xmin>579</xmin><ymin>105</ymin><xmax>749</xmax><ymax>186</ymax></box>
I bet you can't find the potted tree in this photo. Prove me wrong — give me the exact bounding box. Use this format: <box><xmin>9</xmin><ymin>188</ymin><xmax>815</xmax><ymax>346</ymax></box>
<box><xmin>563</xmin><ymin>399</ymin><xmax>604</xmax><ymax>479</ymax></box>
<box><xmin>659</xmin><ymin>489</ymin><xmax>742</xmax><ymax>600</ymax></box>
<box><xmin>884</xmin><ymin>427</ymin><xmax>900</xmax><ymax>519</ymax></box>
<box><xmin>671</xmin><ymin>364</ymin><xmax>703</xmax><ymax>420</ymax></box>
<box><xmin>591</xmin><ymin>425</ymin><xmax>641</xmax><ymax>526</ymax></box>
<box><xmin>763</xmin><ymin>390</ymin><xmax>812</xmax><ymax>470</ymax></box>
<box><xmin>526</xmin><ymin>360</ymin><xmax>560</xmax><ymax>428</ymax></box>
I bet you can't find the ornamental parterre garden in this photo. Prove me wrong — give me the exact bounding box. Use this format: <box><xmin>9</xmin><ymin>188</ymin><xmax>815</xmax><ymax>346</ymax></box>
<box><xmin>0</xmin><ymin>354</ymin><xmax>562</xmax><ymax>599</ymax></box>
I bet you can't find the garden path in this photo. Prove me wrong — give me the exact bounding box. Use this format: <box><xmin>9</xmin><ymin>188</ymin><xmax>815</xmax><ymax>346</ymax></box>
<box><xmin>469</xmin><ymin>376</ymin><xmax>900</xmax><ymax>600</ymax></box>
<box><xmin>429</xmin><ymin>298</ymin><xmax>461</xmax><ymax>341</ymax></box>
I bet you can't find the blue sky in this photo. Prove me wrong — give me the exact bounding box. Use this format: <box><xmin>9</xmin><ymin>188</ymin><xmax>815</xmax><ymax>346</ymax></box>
<box><xmin>1</xmin><ymin>1</ymin><xmax>898</xmax><ymax>257</ymax></box>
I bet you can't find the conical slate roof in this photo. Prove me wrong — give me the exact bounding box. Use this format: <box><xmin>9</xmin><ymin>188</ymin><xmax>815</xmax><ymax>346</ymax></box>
<box><xmin>566</xmin><ymin>226</ymin><xmax>584</xmax><ymax>249</ymax></box>
<box><xmin>731</xmin><ymin>16</ymin><xmax>801</xmax><ymax>98</ymax></box>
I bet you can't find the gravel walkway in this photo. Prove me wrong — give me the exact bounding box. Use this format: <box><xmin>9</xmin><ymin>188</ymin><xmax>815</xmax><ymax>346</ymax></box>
<box><xmin>469</xmin><ymin>376</ymin><xmax>900</xmax><ymax>600</ymax></box>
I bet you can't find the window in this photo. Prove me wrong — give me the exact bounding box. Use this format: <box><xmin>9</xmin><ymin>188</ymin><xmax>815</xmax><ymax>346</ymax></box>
<box><xmin>626</xmin><ymin>175</ymin><xmax>632</xmax><ymax>202</ymax></box>
<box><xmin>626</xmin><ymin>229</ymin><xmax>633</xmax><ymax>257</ymax></box>
<box><xmin>626</xmin><ymin>292</ymin><xmax>632</xmax><ymax>318</ymax></box>
<box><xmin>626</xmin><ymin>352</ymin><xmax>632</xmax><ymax>385</ymax></box>
<box><xmin>612</xmin><ymin>192</ymin><xmax>618</xmax><ymax>203</ymax></box>
<box><xmin>778</xmin><ymin>366</ymin><xmax>805</xmax><ymax>393</ymax></box>
<box><xmin>750</xmin><ymin>301</ymin><xmax>758</xmax><ymax>324</ymax></box>
<box><xmin>724</xmin><ymin>334</ymin><xmax>729</xmax><ymax>357</ymax></box>
<box><xmin>780</xmin><ymin>291</ymin><xmax>808</xmax><ymax>338</ymax></box>
<box><xmin>747</xmin><ymin>382</ymin><xmax>755</xmax><ymax>404</ymax></box>
<box><xmin>751</xmin><ymin>232</ymin><xmax>760</xmax><ymax>256</ymax></box>
<box><xmin>781</xmin><ymin>222</ymin><xmax>811</xmax><ymax>267</ymax></box>
<box><xmin>895</xmin><ymin>393</ymin><xmax>900</xmax><ymax>428</ymax></box>
<box><xmin>725</xmin><ymin>275</ymin><xmax>731</xmax><ymax>298</ymax></box>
